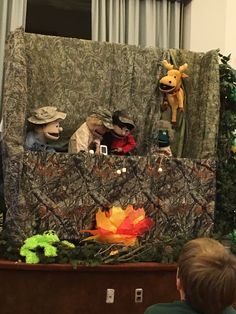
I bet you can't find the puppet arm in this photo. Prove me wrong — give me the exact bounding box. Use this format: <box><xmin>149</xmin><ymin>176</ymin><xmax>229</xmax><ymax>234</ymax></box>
<box><xmin>122</xmin><ymin>134</ymin><xmax>136</xmax><ymax>154</ymax></box>
<box><xmin>68</xmin><ymin>123</ymin><xmax>90</xmax><ymax>153</ymax></box>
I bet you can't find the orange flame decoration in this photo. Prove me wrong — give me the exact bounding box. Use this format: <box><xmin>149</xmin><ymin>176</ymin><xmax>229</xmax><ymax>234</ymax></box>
<box><xmin>80</xmin><ymin>205</ymin><xmax>154</xmax><ymax>246</ymax></box>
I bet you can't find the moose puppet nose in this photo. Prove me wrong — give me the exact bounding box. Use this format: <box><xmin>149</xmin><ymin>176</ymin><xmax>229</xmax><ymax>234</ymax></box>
<box><xmin>59</xmin><ymin>127</ymin><xmax>63</xmax><ymax>132</ymax></box>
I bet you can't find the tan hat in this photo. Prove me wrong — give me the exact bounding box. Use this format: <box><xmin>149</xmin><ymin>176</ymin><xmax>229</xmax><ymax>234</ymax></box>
<box><xmin>89</xmin><ymin>107</ymin><xmax>113</xmax><ymax>129</ymax></box>
<box><xmin>28</xmin><ymin>106</ymin><xmax>67</xmax><ymax>124</ymax></box>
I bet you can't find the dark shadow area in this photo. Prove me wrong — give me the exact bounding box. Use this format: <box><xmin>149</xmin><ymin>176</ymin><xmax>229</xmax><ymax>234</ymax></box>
<box><xmin>25</xmin><ymin>0</ymin><xmax>91</xmax><ymax>39</ymax></box>
<box><xmin>0</xmin><ymin>141</ymin><xmax>6</xmax><ymax>230</ymax></box>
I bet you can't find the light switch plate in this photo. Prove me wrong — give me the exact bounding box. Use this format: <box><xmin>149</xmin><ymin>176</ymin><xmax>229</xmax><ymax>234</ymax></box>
<box><xmin>106</xmin><ymin>288</ymin><xmax>115</xmax><ymax>303</ymax></box>
<box><xmin>135</xmin><ymin>288</ymin><xmax>143</xmax><ymax>303</ymax></box>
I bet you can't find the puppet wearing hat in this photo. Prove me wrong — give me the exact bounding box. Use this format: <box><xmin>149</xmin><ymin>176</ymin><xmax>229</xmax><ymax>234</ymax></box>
<box><xmin>68</xmin><ymin>108</ymin><xmax>113</xmax><ymax>154</ymax></box>
<box><xmin>102</xmin><ymin>110</ymin><xmax>136</xmax><ymax>155</ymax></box>
<box><xmin>25</xmin><ymin>106</ymin><xmax>66</xmax><ymax>152</ymax></box>
<box><xmin>151</xmin><ymin>120</ymin><xmax>175</xmax><ymax>157</ymax></box>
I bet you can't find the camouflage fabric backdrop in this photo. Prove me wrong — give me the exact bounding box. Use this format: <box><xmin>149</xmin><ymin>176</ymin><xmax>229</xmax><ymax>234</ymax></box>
<box><xmin>4</xmin><ymin>153</ymin><xmax>215</xmax><ymax>244</ymax></box>
<box><xmin>1</xmin><ymin>29</ymin><xmax>219</xmax><ymax>244</ymax></box>
<box><xmin>2</xmin><ymin>28</ymin><xmax>220</xmax><ymax>158</ymax></box>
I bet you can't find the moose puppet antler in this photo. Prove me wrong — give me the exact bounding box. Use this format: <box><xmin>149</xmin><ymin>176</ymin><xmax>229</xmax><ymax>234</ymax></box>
<box><xmin>159</xmin><ymin>60</ymin><xmax>188</xmax><ymax>125</ymax></box>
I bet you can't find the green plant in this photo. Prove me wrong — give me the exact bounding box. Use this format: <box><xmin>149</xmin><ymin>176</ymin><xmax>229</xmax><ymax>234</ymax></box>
<box><xmin>218</xmin><ymin>54</ymin><xmax>236</xmax><ymax>110</ymax></box>
<box><xmin>0</xmin><ymin>231</ymin><xmax>193</xmax><ymax>265</ymax></box>
<box><xmin>214</xmin><ymin>53</ymin><xmax>236</xmax><ymax>235</ymax></box>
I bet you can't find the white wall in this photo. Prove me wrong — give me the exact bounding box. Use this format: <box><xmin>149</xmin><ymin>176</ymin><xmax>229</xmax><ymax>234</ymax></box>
<box><xmin>184</xmin><ymin>0</ymin><xmax>236</xmax><ymax>68</ymax></box>
<box><xmin>224</xmin><ymin>0</ymin><xmax>236</xmax><ymax>67</ymax></box>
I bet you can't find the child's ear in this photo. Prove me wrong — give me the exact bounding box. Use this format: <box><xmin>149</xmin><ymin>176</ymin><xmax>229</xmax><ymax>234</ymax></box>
<box><xmin>176</xmin><ymin>277</ymin><xmax>182</xmax><ymax>291</ymax></box>
<box><xmin>176</xmin><ymin>276</ymin><xmax>186</xmax><ymax>300</ymax></box>
<box><xmin>176</xmin><ymin>268</ymin><xmax>182</xmax><ymax>291</ymax></box>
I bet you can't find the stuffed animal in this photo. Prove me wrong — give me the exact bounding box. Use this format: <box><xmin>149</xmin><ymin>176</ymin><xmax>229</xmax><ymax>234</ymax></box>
<box><xmin>159</xmin><ymin>60</ymin><xmax>188</xmax><ymax>125</ymax></box>
<box><xmin>68</xmin><ymin>107</ymin><xmax>113</xmax><ymax>154</ymax></box>
<box><xmin>101</xmin><ymin>110</ymin><xmax>136</xmax><ymax>155</ymax></box>
<box><xmin>152</xmin><ymin>120</ymin><xmax>175</xmax><ymax>157</ymax></box>
<box><xmin>20</xmin><ymin>230</ymin><xmax>75</xmax><ymax>264</ymax></box>
<box><xmin>25</xmin><ymin>106</ymin><xmax>66</xmax><ymax>152</ymax></box>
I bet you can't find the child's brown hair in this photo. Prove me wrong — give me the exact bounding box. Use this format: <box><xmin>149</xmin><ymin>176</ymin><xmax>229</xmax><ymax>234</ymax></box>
<box><xmin>178</xmin><ymin>238</ymin><xmax>236</xmax><ymax>314</ymax></box>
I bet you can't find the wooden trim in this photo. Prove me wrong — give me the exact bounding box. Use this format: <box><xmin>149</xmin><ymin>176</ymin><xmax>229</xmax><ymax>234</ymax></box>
<box><xmin>0</xmin><ymin>259</ymin><xmax>177</xmax><ymax>272</ymax></box>
<box><xmin>0</xmin><ymin>259</ymin><xmax>179</xmax><ymax>314</ymax></box>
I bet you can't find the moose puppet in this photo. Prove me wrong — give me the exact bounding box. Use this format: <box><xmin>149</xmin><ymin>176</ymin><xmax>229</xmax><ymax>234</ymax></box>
<box><xmin>159</xmin><ymin>60</ymin><xmax>188</xmax><ymax>125</ymax></box>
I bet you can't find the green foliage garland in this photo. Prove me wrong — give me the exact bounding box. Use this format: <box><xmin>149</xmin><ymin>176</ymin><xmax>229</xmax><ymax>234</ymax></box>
<box><xmin>214</xmin><ymin>54</ymin><xmax>236</xmax><ymax>234</ymax></box>
<box><xmin>0</xmin><ymin>232</ymin><xmax>195</xmax><ymax>265</ymax></box>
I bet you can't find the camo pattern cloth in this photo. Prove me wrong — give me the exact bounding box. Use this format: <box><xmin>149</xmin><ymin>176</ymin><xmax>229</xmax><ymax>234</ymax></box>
<box><xmin>3</xmin><ymin>152</ymin><xmax>215</xmax><ymax>244</ymax></box>
<box><xmin>2</xmin><ymin>28</ymin><xmax>220</xmax><ymax>158</ymax></box>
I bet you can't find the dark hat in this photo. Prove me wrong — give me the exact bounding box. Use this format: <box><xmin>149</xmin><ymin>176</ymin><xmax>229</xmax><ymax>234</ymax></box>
<box><xmin>158</xmin><ymin>130</ymin><xmax>170</xmax><ymax>146</ymax></box>
<box><xmin>28</xmin><ymin>106</ymin><xmax>66</xmax><ymax>124</ymax></box>
<box><xmin>112</xmin><ymin>110</ymin><xmax>135</xmax><ymax>130</ymax></box>
<box><xmin>156</xmin><ymin>119</ymin><xmax>175</xmax><ymax>142</ymax></box>
<box><xmin>89</xmin><ymin>107</ymin><xmax>113</xmax><ymax>129</ymax></box>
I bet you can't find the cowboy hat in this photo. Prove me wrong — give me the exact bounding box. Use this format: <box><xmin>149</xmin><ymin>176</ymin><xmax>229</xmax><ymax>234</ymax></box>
<box><xmin>28</xmin><ymin>106</ymin><xmax>66</xmax><ymax>124</ymax></box>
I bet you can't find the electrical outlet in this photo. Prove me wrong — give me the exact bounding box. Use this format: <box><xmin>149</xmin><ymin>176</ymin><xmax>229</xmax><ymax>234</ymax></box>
<box><xmin>106</xmin><ymin>288</ymin><xmax>115</xmax><ymax>303</ymax></box>
<box><xmin>135</xmin><ymin>288</ymin><xmax>143</xmax><ymax>303</ymax></box>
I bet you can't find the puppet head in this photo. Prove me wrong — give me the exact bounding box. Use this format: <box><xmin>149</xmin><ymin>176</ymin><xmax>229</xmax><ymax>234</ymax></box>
<box><xmin>86</xmin><ymin>108</ymin><xmax>113</xmax><ymax>140</ymax></box>
<box><xmin>159</xmin><ymin>60</ymin><xmax>188</xmax><ymax>93</ymax></box>
<box><xmin>28</xmin><ymin>106</ymin><xmax>66</xmax><ymax>141</ymax></box>
<box><xmin>154</xmin><ymin>119</ymin><xmax>175</xmax><ymax>146</ymax></box>
<box><xmin>112</xmin><ymin>110</ymin><xmax>135</xmax><ymax>138</ymax></box>
<box><xmin>152</xmin><ymin>120</ymin><xmax>175</xmax><ymax>157</ymax></box>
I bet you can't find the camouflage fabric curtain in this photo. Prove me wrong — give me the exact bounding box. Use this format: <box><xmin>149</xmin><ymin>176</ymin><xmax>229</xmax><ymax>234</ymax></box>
<box><xmin>2</xmin><ymin>28</ymin><xmax>220</xmax><ymax>158</ymax></box>
<box><xmin>4</xmin><ymin>152</ymin><xmax>215</xmax><ymax>244</ymax></box>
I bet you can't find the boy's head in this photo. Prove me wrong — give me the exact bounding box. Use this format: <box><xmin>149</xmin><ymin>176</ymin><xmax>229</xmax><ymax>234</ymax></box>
<box><xmin>177</xmin><ymin>238</ymin><xmax>236</xmax><ymax>314</ymax></box>
<box><xmin>112</xmin><ymin>110</ymin><xmax>135</xmax><ymax>137</ymax></box>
